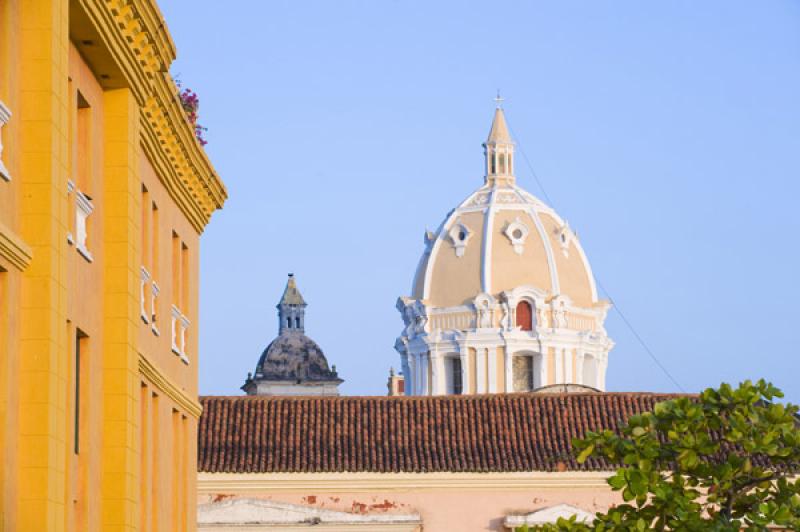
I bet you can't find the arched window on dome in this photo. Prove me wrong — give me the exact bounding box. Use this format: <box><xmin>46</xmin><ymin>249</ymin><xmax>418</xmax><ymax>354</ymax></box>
<box><xmin>295</xmin><ymin>317</ymin><xmax>300</xmax><ymax>328</ymax></box>
<box><xmin>516</xmin><ymin>301</ymin><xmax>533</xmax><ymax>331</ymax></box>
<box><xmin>286</xmin><ymin>317</ymin><xmax>292</xmax><ymax>329</ymax></box>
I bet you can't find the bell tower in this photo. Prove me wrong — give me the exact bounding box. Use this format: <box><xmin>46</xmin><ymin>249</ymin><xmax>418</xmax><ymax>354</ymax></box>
<box><xmin>278</xmin><ymin>273</ymin><xmax>306</xmax><ymax>334</ymax></box>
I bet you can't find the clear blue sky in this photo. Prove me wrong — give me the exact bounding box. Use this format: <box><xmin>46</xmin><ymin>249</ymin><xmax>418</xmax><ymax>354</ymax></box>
<box><xmin>159</xmin><ymin>1</ymin><xmax>800</xmax><ymax>399</ymax></box>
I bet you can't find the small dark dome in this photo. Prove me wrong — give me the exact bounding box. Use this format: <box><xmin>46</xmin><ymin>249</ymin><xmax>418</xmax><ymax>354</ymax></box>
<box><xmin>255</xmin><ymin>332</ymin><xmax>339</xmax><ymax>382</ymax></box>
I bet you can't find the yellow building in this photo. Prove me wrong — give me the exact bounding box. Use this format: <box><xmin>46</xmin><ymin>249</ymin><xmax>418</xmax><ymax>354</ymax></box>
<box><xmin>0</xmin><ymin>1</ymin><xmax>226</xmax><ymax>530</ymax></box>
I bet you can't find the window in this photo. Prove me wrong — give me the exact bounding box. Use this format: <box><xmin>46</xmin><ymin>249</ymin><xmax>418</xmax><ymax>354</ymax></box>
<box><xmin>76</xmin><ymin>92</ymin><xmax>92</xmax><ymax>194</ymax></box>
<box><xmin>445</xmin><ymin>357</ymin><xmax>463</xmax><ymax>395</ymax></box>
<box><xmin>150</xmin><ymin>202</ymin><xmax>160</xmax><ymax>331</ymax></box>
<box><xmin>74</xmin><ymin>329</ymin><xmax>88</xmax><ymax>454</ymax></box>
<box><xmin>286</xmin><ymin>317</ymin><xmax>291</xmax><ymax>329</ymax></box>
<box><xmin>71</xmin><ymin>92</ymin><xmax>94</xmax><ymax>261</ymax></box>
<box><xmin>295</xmin><ymin>317</ymin><xmax>300</xmax><ymax>328</ymax></box>
<box><xmin>516</xmin><ymin>301</ymin><xmax>533</xmax><ymax>331</ymax></box>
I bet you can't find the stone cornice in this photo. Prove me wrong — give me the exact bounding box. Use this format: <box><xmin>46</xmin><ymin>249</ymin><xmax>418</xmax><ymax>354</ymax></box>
<box><xmin>0</xmin><ymin>221</ymin><xmax>32</xmax><ymax>271</ymax></box>
<box><xmin>138</xmin><ymin>354</ymin><xmax>202</xmax><ymax>418</ymax></box>
<box><xmin>197</xmin><ymin>472</ymin><xmax>612</xmax><ymax>494</ymax></box>
<box><xmin>77</xmin><ymin>0</ymin><xmax>226</xmax><ymax>232</ymax></box>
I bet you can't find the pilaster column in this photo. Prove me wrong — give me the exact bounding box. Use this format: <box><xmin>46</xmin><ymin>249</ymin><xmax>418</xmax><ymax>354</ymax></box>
<box><xmin>504</xmin><ymin>347</ymin><xmax>513</xmax><ymax>393</ymax></box>
<box><xmin>102</xmin><ymin>88</ymin><xmax>140</xmax><ymax>531</ymax></box>
<box><xmin>430</xmin><ymin>348</ymin><xmax>442</xmax><ymax>395</ymax></box>
<box><xmin>476</xmin><ymin>348</ymin><xmax>487</xmax><ymax>394</ymax></box>
<box><xmin>17</xmin><ymin>0</ymin><xmax>70</xmax><ymax>528</ymax></box>
<box><xmin>407</xmin><ymin>354</ymin><xmax>417</xmax><ymax>396</ymax></box>
<box><xmin>487</xmin><ymin>348</ymin><xmax>497</xmax><ymax>393</ymax></box>
<box><xmin>400</xmin><ymin>353</ymin><xmax>411</xmax><ymax>396</ymax></box>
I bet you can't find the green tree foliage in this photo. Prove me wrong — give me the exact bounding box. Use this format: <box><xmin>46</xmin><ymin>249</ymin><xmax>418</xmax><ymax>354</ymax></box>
<box><xmin>520</xmin><ymin>380</ymin><xmax>800</xmax><ymax>531</ymax></box>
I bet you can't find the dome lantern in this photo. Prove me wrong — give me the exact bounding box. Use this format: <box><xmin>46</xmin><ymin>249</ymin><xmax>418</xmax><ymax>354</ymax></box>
<box><xmin>483</xmin><ymin>100</ymin><xmax>515</xmax><ymax>186</ymax></box>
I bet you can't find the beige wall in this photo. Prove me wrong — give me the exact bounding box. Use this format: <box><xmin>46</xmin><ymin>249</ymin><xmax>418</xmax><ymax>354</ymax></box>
<box><xmin>539</xmin><ymin>214</ymin><xmax>593</xmax><ymax>307</ymax></box>
<box><xmin>428</xmin><ymin>211</ymin><xmax>485</xmax><ymax>307</ymax></box>
<box><xmin>491</xmin><ymin>211</ymin><xmax>551</xmax><ymax>295</ymax></box>
<box><xmin>198</xmin><ymin>473</ymin><xmax>622</xmax><ymax>532</ymax></box>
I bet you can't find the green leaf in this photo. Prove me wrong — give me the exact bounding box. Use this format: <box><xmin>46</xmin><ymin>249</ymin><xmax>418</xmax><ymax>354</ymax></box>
<box><xmin>576</xmin><ymin>444</ymin><xmax>594</xmax><ymax>464</ymax></box>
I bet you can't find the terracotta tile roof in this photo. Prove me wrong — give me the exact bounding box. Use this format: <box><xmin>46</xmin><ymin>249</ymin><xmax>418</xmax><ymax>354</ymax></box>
<box><xmin>198</xmin><ymin>392</ymin><xmax>689</xmax><ymax>474</ymax></box>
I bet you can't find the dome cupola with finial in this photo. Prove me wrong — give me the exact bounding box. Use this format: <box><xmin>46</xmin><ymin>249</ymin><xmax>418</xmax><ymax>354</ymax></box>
<box><xmin>243</xmin><ymin>274</ymin><xmax>343</xmax><ymax>396</ymax></box>
<box><xmin>395</xmin><ymin>100</ymin><xmax>614</xmax><ymax>397</ymax></box>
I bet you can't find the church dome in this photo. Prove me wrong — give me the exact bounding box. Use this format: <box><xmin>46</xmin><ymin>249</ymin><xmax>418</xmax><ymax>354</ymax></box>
<box><xmin>255</xmin><ymin>332</ymin><xmax>337</xmax><ymax>382</ymax></box>
<box><xmin>411</xmin><ymin>107</ymin><xmax>598</xmax><ymax>309</ymax></box>
<box><xmin>243</xmin><ymin>275</ymin><xmax>342</xmax><ymax>396</ymax></box>
<box><xmin>396</xmin><ymin>104</ymin><xmax>613</xmax><ymax>397</ymax></box>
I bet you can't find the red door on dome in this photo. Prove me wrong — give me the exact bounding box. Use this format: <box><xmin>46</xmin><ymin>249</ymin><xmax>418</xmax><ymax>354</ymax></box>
<box><xmin>516</xmin><ymin>301</ymin><xmax>533</xmax><ymax>331</ymax></box>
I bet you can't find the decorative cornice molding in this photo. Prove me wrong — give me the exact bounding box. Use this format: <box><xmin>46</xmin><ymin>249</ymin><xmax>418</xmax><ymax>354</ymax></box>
<box><xmin>0</xmin><ymin>221</ymin><xmax>32</xmax><ymax>271</ymax></box>
<box><xmin>138</xmin><ymin>353</ymin><xmax>202</xmax><ymax>418</ymax></box>
<box><xmin>197</xmin><ymin>471</ymin><xmax>612</xmax><ymax>494</ymax></box>
<box><xmin>77</xmin><ymin>0</ymin><xmax>226</xmax><ymax>233</ymax></box>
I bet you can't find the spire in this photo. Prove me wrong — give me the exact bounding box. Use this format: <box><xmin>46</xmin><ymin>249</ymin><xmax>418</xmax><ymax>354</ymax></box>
<box><xmin>279</xmin><ymin>273</ymin><xmax>306</xmax><ymax>306</ymax></box>
<box><xmin>482</xmin><ymin>95</ymin><xmax>515</xmax><ymax>186</ymax></box>
<box><xmin>486</xmin><ymin>107</ymin><xmax>512</xmax><ymax>145</ymax></box>
<box><xmin>277</xmin><ymin>273</ymin><xmax>307</xmax><ymax>334</ymax></box>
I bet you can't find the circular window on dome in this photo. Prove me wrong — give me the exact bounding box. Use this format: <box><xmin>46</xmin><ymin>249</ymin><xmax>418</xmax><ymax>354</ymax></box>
<box><xmin>503</xmin><ymin>218</ymin><xmax>530</xmax><ymax>255</ymax></box>
<box><xmin>448</xmin><ymin>222</ymin><xmax>472</xmax><ymax>258</ymax></box>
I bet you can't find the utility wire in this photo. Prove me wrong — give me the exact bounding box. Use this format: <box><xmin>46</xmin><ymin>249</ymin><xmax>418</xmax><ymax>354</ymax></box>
<box><xmin>507</xmin><ymin>121</ymin><xmax>686</xmax><ymax>393</ymax></box>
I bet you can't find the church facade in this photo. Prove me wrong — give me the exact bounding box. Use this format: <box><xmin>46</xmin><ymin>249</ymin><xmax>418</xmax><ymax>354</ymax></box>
<box><xmin>395</xmin><ymin>106</ymin><xmax>613</xmax><ymax>396</ymax></box>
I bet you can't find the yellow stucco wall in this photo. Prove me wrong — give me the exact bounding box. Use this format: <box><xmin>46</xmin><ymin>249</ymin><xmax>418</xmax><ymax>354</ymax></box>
<box><xmin>0</xmin><ymin>1</ymin><xmax>225</xmax><ymax>531</ymax></box>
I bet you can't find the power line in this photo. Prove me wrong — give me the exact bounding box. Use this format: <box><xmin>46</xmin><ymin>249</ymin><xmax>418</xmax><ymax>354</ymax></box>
<box><xmin>507</xmin><ymin>121</ymin><xmax>686</xmax><ymax>393</ymax></box>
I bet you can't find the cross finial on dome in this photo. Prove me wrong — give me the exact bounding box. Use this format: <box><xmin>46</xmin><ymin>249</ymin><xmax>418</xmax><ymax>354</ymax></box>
<box><xmin>494</xmin><ymin>90</ymin><xmax>504</xmax><ymax>109</ymax></box>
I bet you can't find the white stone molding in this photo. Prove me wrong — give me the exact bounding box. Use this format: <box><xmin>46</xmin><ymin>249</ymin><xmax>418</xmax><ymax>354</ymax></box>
<box><xmin>458</xmin><ymin>350</ymin><xmax>470</xmax><ymax>394</ymax></box>
<box><xmin>0</xmin><ymin>101</ymin><xmax>11</xmax><ymax>181</ymax></box>
<box><xmin>198</xmin><ymin>498</ymin><xmax>421</xmax><ymax>530</ymax></box>
<box><xmin>480</xmin><ymin>187</ymin><xmax>499</xmax><ymax>293</ymax></box>
<box><xmin>447</xmin><ymin>219</ymin><xmax>473</xmax><ymax>258</ymax></box>
<box><xmin>171</xmin><ymin>304</ymin><xmax>190</xmax><ymax>363</ymax></box>
<box><xmin>430</xmin><ymin>348</ymin><xmax>442</xmax><ymax>395</ymax></box>
<box><xmin>556</xmin><ymin>222</ymin><xmax>577</xmax><ymax>258</ymax></box>
<box><xmin>504</xmin><ymin>504</ymin><xmax>594</xmax><ymax>528</ymax></box>
<box><xmin>503</xmin><ymin>217</ymin><xmax>530</xmax><ymax>255</ymax></box>
<box><xmin>473</xmin><ymin>293</ymin><xmax>496</xmax><ymax>330</ymax></box>
<box><xmin>74</xmin><ymin>189</ymin><xmax>94</xmax><ymax>262</ymax></box>
<box><xmin>151</xmin><ymin>280</ymin><xmax>160</xmax><ymax>336</ymax></box>
<box><xmin>508</xmin><ymin>186</ymin><xmax>562</xmax><ymax>296</ymax></box>
<box><xmin>140</xmin><ymin>266</ymin><xmax>151</xmax><ymax>323</ymax></box>
<box><xmin>487</xmin><ymin>346</ymin><xmax>497</xmax><ymax>393</ymax></box>
<box><xmin>66</xmin><ymin>180</ymin><xmax>75</xmax><ymax>245</ymax></box>
<box><xmin>554</xmin><ymin>348</ymin><xmax>564</xmax><ymax>384</ymax></box>
<box><xmin>405</xmin><ymin>351</ymin><xmax>416</xmax><ymax>396</ymax></box>
<box><xmin>475</xmin><ymin>348</ymin><xmax>487</xmax><ymax>393</ymax></box>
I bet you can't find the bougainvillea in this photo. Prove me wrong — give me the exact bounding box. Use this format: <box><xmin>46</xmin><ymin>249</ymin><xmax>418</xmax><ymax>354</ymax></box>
<box><xmin>176</xmin><ymin>81</ymin><xmax>208</xmax><ymax>146</ymax></box>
